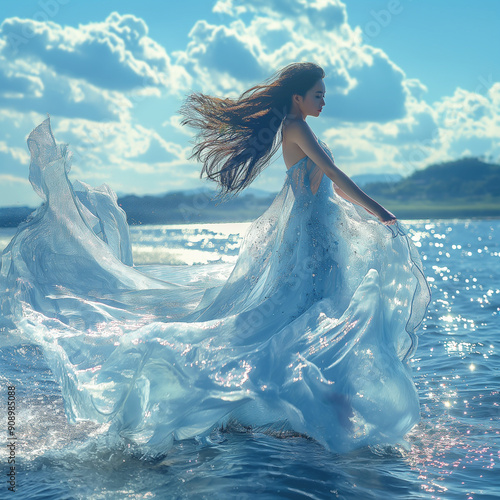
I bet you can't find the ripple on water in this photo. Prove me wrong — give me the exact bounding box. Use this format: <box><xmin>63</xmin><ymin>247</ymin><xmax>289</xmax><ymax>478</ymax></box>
<box><xmin>1</xmin><ymin>220</ymin><xmax>499</xmax><ymax>499</ymax></box>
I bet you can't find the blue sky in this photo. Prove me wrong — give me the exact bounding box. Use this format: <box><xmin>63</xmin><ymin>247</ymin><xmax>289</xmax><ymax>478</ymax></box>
<box><xmin>1</xmin><ymin>0</ymin><xmax>499</xmax><ymax>207</ymax></box>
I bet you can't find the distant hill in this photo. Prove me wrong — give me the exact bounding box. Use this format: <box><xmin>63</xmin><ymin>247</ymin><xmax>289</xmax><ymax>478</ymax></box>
<box><xmin>0</xmin><ymin>189</ymin><xmax>277</xmax><ymax>227</ymax></box>
<box><xmin>363</xmin><ymin>157</ymin><xmax>500</xmax><ymax>218</ymax></box>
<box><xmin>364</xmin><ymin>157</ymin><xmax>500</xmax><ymax>201</ymax></box>
<box><xmin>117</xmin><ymin>189</ymin><xmax>276</xmax><ymax>225</ymax></box>
<box><xmin>1</xmin><ymin>157</ymin><xmax>499</xmax><ymax>227</ymax></box>
<box><xmin>0</xmin><ymin>206</ymin><xmax>34</xmax><ymax>228</ymax></box>
<box><xmin>163</xmin><ymin>186</ymin><xmax>274</xmax><ymax>199</ymax></box>
<box><xmin>118</xmin><ymin>157</ymin><xmax>500</xmax><ymax>221</ymax></box>
<box><xmin>351</xmin><ymin>173</ymin><xmax>402</xmax><ymax>187</ymax></box>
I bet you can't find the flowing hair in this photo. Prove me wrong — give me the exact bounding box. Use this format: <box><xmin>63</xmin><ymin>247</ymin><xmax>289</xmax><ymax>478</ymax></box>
<box><xmin>179</xmin><ymin>62</ymin><xmax>325</xmax><ymax>196</ymax></box>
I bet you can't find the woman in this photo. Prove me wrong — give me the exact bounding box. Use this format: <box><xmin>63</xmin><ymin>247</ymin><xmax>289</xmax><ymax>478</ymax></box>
<box><xmin>180</xmin><ymin>62</ymin><xmax>396</xmax><ymax>224</ymax></box>
<box><xmin>0</xmin><ymin>63</ymin><xmax>430</xmax><ymax>457</ymax></box>
<box><xmin>179</xmin><ymin>63</ymin><xmax>413</xmax><ymax>330</ymax></box>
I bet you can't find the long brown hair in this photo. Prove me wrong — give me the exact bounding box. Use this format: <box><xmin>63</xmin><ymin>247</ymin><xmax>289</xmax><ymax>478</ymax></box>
<box><xmin>179</xmin><ymin>62</ymin><xmax>325</xmax><ymax>196</ymax></box>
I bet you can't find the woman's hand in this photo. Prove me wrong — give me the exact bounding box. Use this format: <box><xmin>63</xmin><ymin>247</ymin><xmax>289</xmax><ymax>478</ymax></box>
<box><xmin>376</xmin><ymin>207</ymin><xmax>397</xmax><ymax>225</ymax></box>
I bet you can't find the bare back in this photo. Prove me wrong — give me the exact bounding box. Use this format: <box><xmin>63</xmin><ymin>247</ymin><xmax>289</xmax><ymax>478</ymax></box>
<box><xmin>282</xmin><ymin>118</ymin><xmax>308</xmax><ymax>169</ymax></box>
<box><xmin>282</xmin><ymin>118</ymin><xmax>324</xmax><ymax>195</ymax></box>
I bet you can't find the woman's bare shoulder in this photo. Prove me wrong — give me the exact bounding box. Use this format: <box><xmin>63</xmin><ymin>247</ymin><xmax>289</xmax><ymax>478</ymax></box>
<box><xmin>283</xmin><ymin>117</ymin><xmax>309</xmax><ymax>132</ymax></box>
<box><xmin>282</xmin><ymin>118</ymin><xmax>312</xmax><ymax>142</ymax></box>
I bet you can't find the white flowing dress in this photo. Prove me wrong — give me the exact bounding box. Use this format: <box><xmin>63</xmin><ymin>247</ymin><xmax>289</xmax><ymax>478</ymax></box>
<box><xmin>0</xmin><ymin>117</ymin><xmax>430</xmax><ymax>457</ymax></box>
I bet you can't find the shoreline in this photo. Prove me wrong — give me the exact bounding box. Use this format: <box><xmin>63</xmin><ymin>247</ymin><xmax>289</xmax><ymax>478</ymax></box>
<box><xmin>1</xmin><ymin>213</ymin><xmax>500</xmax><ymax>229</ymax></box>
<box><xmin>1</xmin><ymin>203</ymin><xmax>500</xmax><ymax>228</ymax></box>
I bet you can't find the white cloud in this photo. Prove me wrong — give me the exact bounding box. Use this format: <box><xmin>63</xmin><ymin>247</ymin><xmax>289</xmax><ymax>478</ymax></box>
<box><xmin>0</xmin><ymin>127</ymin><xmax>39</xmax><ymax>206</ymax></box>
<box><xmin>323</xmin><ymin>47</ymin><xmax>407</xmax><ymax>122</ymax></box>
<box><xmin>0</xmin><ymin>12</ymin><xmax>193</xmax><ymax>124</ymax></box>
<box><xmin>0</xmin><ymin>140</ymin><xmax>30</xmax><ymax>165</ymax></box>
<box><xmin>0</xmin><ymin>174</ymin><xmax>29</xmax><ymax>185</ymax></box>
<box><xmin>214</xmin><ymin>0</ymin><xmax>347</xmax><ymax>30</ymax></box>
<box><xmin>174</xmin><ymin>20</ymin><xmax>267</xmax><ymax>95</ymax></box>
<box><xmin>168</xmin><ymin>0</ymin><xmax>435</xmax><ymax>181</ymax></box>
<box><xmin>0</xmin><ymin>174</ymin><xmax>38</xmax><ymax>207</ymax></box>
<box><xmin>0</xmin><ymin>61</ymin><xmax>132</xmax><ymax>121</ymax></box>
<box><xmin>0</xmin><ymin>13</ymin><xmax>190</xmax><ymax>92</ymax></box>
<box><xmin>433</xmin><ymin>84</ymin><xmax>500</xmax><ymax>162</ymax></box>
<box><xmin>54</xmin><ymin>118</ymin><xmax>185</xmax><ymax>168</ymax></box>
<box><xmin>370</xmin><ymin>99</ymin><xmax>439</xmax><ymax>145</ymax></box>
<box><xmin>1</xmin><ymin>3</ymin><xmax>499</xmax><ymax>207</ymax></box>
<box><xmin>162</xmin><ymin>115</ymin><xmax>195</xmax><ymax>137</ymax></box>
<box><xmin>325</xmin><ymin>82</ymin><xmax>500</xmax><ymax>177</ymax></box>
<box><xmin>45</xmin><ymin>116</ymin><xmax>198</xmax><ymax>198</ymax></box>
<box><xmin>175</xmin><ymin>0</ymin><xmax>415</xmax><ymax>124</ymax></box>
<box><xmin>214</xmin><ymin>0</ymin><xmax>500</xmax><ymax>176</ymax></box>
<box><xmin>0</xmin><ymin>62</ymin><xmax>43</xmax><ymax>99</ymax></box>
<box><xmin>128</xmin><ymin>131</ymin><xmax>185</xmax><ymax>164</ymax></box>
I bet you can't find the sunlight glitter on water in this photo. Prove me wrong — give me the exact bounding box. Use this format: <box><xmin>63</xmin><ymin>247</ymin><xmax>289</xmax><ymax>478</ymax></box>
<box><xmin>1</xmin><ymin>219</ymin><xmax>499</xmax><ymax>499</ymax></box>
<box><xmin>406</xmin><ymin>220</ymin><xmax>500</xmax><ymax>499</ymax></box>
<box><xmin>130</xmin><ymin>223</ymin><xmax>250</xmax><ymax>265</ymax></box>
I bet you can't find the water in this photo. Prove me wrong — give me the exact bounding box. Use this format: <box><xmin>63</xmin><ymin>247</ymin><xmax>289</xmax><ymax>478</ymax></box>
<box><xmin>0</xmin><ymin>219</ymin><xmax>499</xmax><ymax>499</ymax></box>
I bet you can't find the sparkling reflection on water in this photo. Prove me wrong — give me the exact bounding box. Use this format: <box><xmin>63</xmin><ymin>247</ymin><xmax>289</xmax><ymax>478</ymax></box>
<box><xmin>0</xmin><ymin>219</ymin><xmax>498</xmax><ymax>499</ymax></box>
<box><xmin>407</xmin><ymin>219</ymin><xmax>499</xmax><ymax>499</ymax></box>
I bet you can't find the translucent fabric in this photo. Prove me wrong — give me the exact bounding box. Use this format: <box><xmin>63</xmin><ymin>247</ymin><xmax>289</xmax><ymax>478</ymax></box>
<box><xmin>0</xmin><ymin>116</ymin><xmax>430</xmax><ymax>456</ymax></box>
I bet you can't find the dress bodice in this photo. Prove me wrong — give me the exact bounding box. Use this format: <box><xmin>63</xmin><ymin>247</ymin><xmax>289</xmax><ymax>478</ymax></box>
<box><xmin>285</xmin><ymin>139</ymin><xmax>334</xmax><ymax>201</ymax></box>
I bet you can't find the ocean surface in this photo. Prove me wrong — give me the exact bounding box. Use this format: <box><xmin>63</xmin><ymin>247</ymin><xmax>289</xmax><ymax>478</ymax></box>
<box><xmin>0</xmin><ymin>219</ymin><xmax>498</xmax><ymax>499</ymax></box>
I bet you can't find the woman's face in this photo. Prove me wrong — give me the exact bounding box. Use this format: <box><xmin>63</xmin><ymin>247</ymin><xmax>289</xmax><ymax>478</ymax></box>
<box><xmin>296</xmin><ymin>79</ymin><xmax>326</xmax><ymax>118</ymax></box>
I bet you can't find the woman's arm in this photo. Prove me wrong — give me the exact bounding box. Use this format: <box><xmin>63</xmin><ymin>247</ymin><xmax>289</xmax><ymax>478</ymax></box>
<box><xmin>333</xmin><ymin>184</ymin><xmax>375</xmax><ymax>215</ymax></box>
<box><xmin>285</xmin><ymin>120</ymin><xmax>396</xmax><ymax>225</ymax></box>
